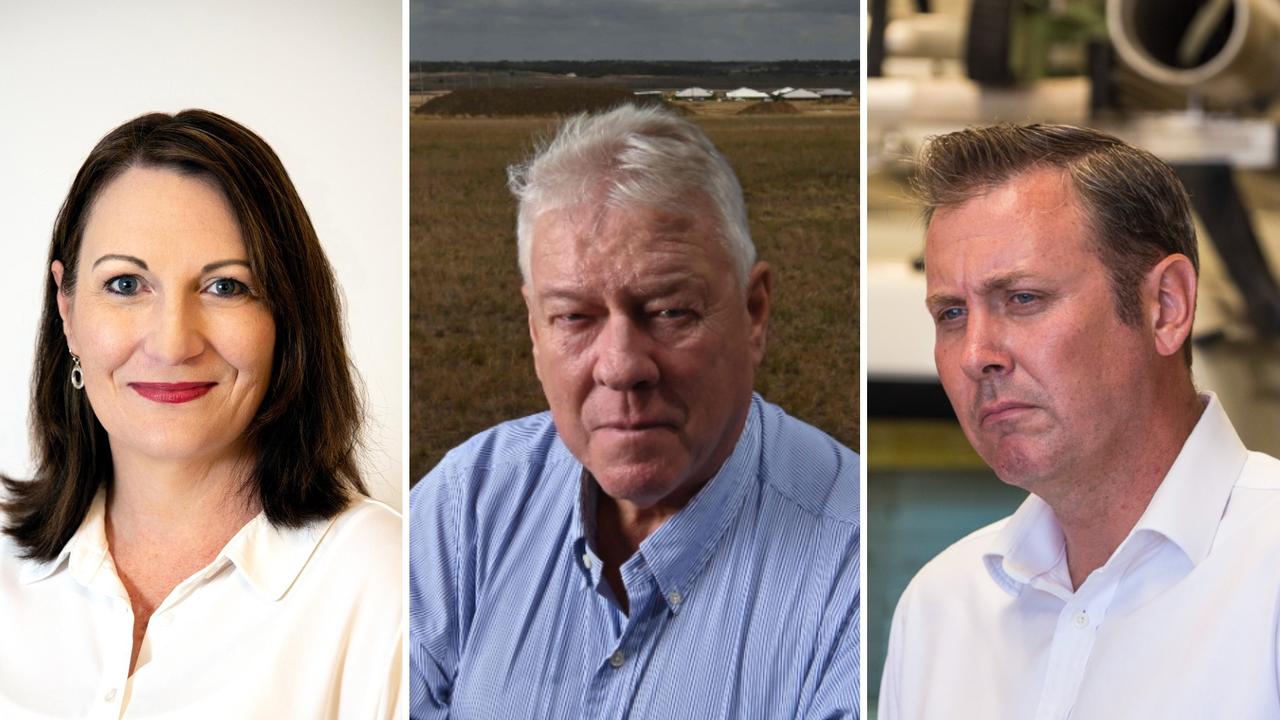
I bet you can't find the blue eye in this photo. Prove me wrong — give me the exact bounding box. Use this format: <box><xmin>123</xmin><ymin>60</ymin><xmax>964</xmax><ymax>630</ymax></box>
<box><xmin>1011</xmin><ymin>292</ymin><xmax>1037</xmax><ymax>304</ymax></box>
<box><xmin>554</xmin><ymin>313</ymin><xmax>589</xmax><ymax>326</ymax></box>
<box><xmin>938</xmin><ymin>307</ymin><xmax>965</xmax><ymax>322</ymax></box>
<box><xmin>207</xmin><ymin>278</ymin><xmax>249</xmax><ymax>297</ymax></box>
<box><xmin>655</xmin><ymin>308</ymin><xmax>691</xmax><ymax>320</ymax></box>
<box><xmin>105</xmin><ymin>275</ymin><xmax>142</xmax><ymax>296</ymax></box>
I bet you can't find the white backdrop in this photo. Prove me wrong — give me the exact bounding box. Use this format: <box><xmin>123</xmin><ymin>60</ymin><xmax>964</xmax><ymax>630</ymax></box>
<box><xmin>0</xmin><ymin>0</ymin><xmax>404</xmax><ymax>510</ymax></box>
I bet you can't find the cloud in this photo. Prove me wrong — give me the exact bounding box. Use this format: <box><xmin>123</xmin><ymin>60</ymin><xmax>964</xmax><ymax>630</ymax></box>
<box><xmin>411</xmin><ymin>0</ymin><xmax>858</xmax><ymax>61</ymax></box>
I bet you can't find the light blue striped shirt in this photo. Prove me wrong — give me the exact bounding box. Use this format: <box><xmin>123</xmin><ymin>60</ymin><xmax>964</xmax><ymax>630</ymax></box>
<box><xmin>409</xmin><ymin>394</ymin><xmax>859</xmax><ymax>719</ymax></box>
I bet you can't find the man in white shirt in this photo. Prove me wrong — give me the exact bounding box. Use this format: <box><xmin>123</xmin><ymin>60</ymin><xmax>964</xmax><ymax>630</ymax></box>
<box><xmin>879</xmin><ymin>124</ymin><xmax>1280</xmax><ymax>720</ymax></box>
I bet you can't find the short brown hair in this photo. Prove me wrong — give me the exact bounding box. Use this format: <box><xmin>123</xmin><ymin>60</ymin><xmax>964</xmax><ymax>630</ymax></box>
<box><xmin>3</xmin><ymin>110</ymin><xmax>367</xmax><ymax>561</ymax></box>
<box><xmin>914</xmin><ymin>124</ymin><xmax>1198</xmax><ymax>359</ymax></box>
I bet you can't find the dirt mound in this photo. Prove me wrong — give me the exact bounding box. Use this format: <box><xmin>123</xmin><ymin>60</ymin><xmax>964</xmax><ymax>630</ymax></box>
<box><xmin>415</xmin><ymin>86</ymin><xmax>686</xmax><ymax>117</ymax></box>
<box><xmin>738</xmin><ymin>100</ymin><xmax>801</xmax><ymax>115</ymax></box>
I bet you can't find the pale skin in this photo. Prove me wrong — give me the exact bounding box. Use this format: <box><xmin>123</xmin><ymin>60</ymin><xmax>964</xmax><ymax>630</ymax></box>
<box><xmin>925</xmin><ymin>167</ymin><xmax>1201</xmax><ymax>589</ymax></box>
<box><xmin>523</xmin><ymin>200</ymin><xmax>770</xmax><ymax>611</ymax></box>
<box><xmin>53</xmin><ymin>166</ymin><xmax>275</xmax><ymax>674</ymax></box>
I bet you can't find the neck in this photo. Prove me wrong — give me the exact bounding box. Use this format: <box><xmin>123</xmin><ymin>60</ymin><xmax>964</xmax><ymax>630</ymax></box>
<box><xmin>105</xmin><ymin>446</ymin><xmax>261</xmax><ymax>550</ymax></box>
<box><xmin>597</xmin><ymin>495</ymin><xmax>682</xmax><ymax>559</ymax></box>
<box><xmin>592</xmin><ymin>475</ymin><xmax>710</xmax><ymax>616</ymax></box>
<box><xmin>1044</xmin><ymin>383</ymin><xmax>1204</xmax><ymax>589</ymax></box>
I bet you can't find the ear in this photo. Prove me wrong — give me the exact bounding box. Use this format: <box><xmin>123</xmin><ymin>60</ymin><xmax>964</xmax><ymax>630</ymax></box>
<box><xmin>1145</xmin><ymin>253</ymin><xmax>1197</xmax><ymax>358</ymax></box>
<box><xmin>745</xmin><ymin>261</ymin><xmax>773</xmax><ymax>367</ymax></box>
<box><xmin>521</xmin><ymin>284</ymin><xmax>542</xmax><ymax>382</ymax></box>
<box><xmin>51</xmin><ymin>261</ymin><xmax>78</xmax><ymax>355</ymax></box>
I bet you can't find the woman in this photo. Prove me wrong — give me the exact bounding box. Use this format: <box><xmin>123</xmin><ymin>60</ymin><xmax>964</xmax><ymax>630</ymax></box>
<box><xmin>0</xmin><ymin>110</ymin><xmax>401</xmax><ymax>718</ymax></box>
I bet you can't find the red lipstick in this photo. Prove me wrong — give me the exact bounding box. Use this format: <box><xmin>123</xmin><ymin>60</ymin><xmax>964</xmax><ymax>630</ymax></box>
<box><xmin>129</xmin><ymin>382</ymin><xmax>217</xmax><ymax>404</ymax></box>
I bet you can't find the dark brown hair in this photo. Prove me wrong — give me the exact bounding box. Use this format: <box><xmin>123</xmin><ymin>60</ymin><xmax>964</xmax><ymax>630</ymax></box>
<box><xmin>3</xmin><ymin>109</ymin><xmax>366</xmax><ymax>561</ymax></box>
<box><xmin>914</xmin><ymin>123</ymin><xmax>1198</xmax><ymax>361</ymax></box>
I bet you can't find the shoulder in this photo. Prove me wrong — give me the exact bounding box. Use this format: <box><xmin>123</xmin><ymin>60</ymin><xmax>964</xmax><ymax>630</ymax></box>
<box><xmin>308</xmin><ymin>497</ymin><xmax>402</xmax><ymax>587</ymax></box>
<box><xmin>410</xmin><ymin>411</ymin><xmax>577</xmax><ymax>511</ymax></box>
<box><xmin>1221</xmin><ymin>450</ymin><xmax>1280</xmax><ymax>533</ymax></box>
<box><xmin>755</xmin><ymin>396</ymin><xmax>859</xmax><ymax>524</ymax></box>
<box><xmin>439</xmin><ymin>411</ymin><xmax>566</xmax><ymax>471</ymax></box>
<box><xmin>895</xmin><ymin>517</ymin><xmax>1008</xmax><ymax>615</ymax></box>
<box><xmin>1214</xmin><ymin>451</ymin><xmax>1280</xmax><ymax>557</ymax></box>
<box><xmin>325</xmin><ymin>497</ymin><xmax>401</xmax><ymax>549</ymax></box>
<box><xmin>1235</xmin><ymin>450</ymin><xmax>1280</xmax><ymax>492</ymax></box>
<box><xmin>0</xmin><ymin>526</ymin><xmax>28</xmax><ymax>588</ymax></box>
<box><xmin>415</xmin><ymin>412</ymin><xmax>571</xmax><ymax>485</ymax></box>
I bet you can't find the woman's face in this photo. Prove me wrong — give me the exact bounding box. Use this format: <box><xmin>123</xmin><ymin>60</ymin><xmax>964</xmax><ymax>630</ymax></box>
<box><xmin>53</xmin><ymin>165</ymin><xmax>276</xmax><ymax>467</ymax></box>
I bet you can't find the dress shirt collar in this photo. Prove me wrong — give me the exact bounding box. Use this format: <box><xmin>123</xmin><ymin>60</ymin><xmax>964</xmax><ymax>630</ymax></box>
<box><xmin>574</xmin><ymin>394</ymin><xmax>763</xmax><ymax>613</ymax></box>
<box><xmin>221</xmin><ymin>510</ymin><xmax>339</xmax><ymax>601</ymax></box>
<box><xmin>984</xmin><ymin>392</ymin><xmax>1248</xmax><ymax>593</ymax></box>
<box><xmin>19</xmin><ymin>488</ymin><xmax>110</xmax><ymax>587</ymax></box>
<box><xmin>19</xmin><ymin>486</ymin><xmax>339</xmax><ymax>602</ymax></box>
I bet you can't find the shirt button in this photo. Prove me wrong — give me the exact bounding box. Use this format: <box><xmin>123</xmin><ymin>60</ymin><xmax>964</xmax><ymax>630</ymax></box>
<box><xmin>1072</xmin><ymin>611</ymin><xmax>1089</xmax><ymax>629</ymax></box>
<box><xmin>582</xmin><ymin>554</ymin><xmax>592</xmax><ymax>570</ymax></box>
<box><xmin>104</xmin><ymin>688</ymin><xmax>117</xmax><ymax>702</ymax></box>
<box><xmin>668</xmin><ymin>590</ymin><xmax>683</xmax><ymax>606</ymax></box>
<box><xmin>609</xmin><ymin>650</ymin><xmax>626</xmax><ymax>668</ymax></box>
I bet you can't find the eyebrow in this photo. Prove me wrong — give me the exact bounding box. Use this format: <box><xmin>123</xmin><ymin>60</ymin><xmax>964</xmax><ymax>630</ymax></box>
<box><xmin>201</xmin><ymin>259</ymin><xmax>252</xmax><ymax>273</ymax></box>
<box><xmin>925</xmin><ymin>271</ymin><xmax>1037</xmax><ymax>311</ymax></box>
<box><xmin>978</xmin><ymin>271</ymin><xmax>1036</xmax><ymax>293</ymax></box>
<box><xmin>535</xmin><ymin>276</ymin><xmax>706</xmax><ymax>304</ymax></box>
<box><xmin>92</xmin><ymin>254</ymin><xmax>147</xmax><ymax>270</ymax></box>
<box><xmin>534</xmin><ymin>286</ymin><xmax>591</xmax><ymax>304</ymax></box>
<box><xmin>924</xmin><ymin>292</ymin><xmax>962</xmax><ymax>313</ymax></box>
<box><xmin>90</xmin><ymin>255</ymin><xmax>250</xmax><ymax>274</ymax></box>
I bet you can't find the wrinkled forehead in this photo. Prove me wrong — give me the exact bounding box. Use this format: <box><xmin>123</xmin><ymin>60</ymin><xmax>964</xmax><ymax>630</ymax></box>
<box><xmin>528</xmin><ymin>200</ymin><xmax>732</xmax><ymax>287</ymax></box>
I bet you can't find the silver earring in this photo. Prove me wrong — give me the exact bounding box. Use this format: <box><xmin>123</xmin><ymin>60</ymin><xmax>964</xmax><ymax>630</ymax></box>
<box><xmin>70</xmin><ymin>353</ymin><xmax>84</xmax><ymax>390</ymax></box>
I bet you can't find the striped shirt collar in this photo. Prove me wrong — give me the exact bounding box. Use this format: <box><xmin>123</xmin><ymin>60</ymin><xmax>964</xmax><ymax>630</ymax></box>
<box><xmin>573</xmin><ymin>395</ymin><xmax>763</xmax><ymax>614</ymax></box>
<box><xmin>984</xmin><ymin>392</ymin><xmax>1248</xmax><ymax>592</ymax></box>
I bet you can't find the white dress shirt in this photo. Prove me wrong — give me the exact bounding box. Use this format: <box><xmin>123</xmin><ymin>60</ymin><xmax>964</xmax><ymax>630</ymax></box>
<box><xmin>880</xmin><ymin>393</ymin><xmax>1280</xmax><ymax>720</ymax></box>
<box><xmin>0</xmin><ymin>491</ymin><xmax>403</xmax><ymax>719</ymax></box>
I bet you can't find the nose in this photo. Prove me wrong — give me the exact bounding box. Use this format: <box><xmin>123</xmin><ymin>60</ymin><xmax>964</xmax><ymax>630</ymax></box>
<box><xmin>592</xmin><ymin>314</ymin><xmax>660</xmax><ymax>391</ymax></box>
<box><xmin>143</xmin><ymin>295</ymin><xmax>206</xmax><ymax>365</ymax></box>
<box><xmin>960</xmin><ymin>310</ymin><xmax>1012</xmax><ymax>381</ymax></box>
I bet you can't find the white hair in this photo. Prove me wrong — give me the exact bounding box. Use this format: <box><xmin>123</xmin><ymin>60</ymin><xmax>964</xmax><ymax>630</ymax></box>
<box><xmin>507</xmin><ymin>103</ymin><xmax>755</xmax><ymax>287</ymax></box>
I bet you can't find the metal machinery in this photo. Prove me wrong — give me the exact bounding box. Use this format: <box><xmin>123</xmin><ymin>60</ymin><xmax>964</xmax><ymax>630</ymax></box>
<box><xmin>867</xmin><ymin>0</ymin><xmax>1280</xmax><ymax>397</ymax></box>
<box><xmin>866</xmin><ymin>6</ymin><xmax>1280</xmax><ymax>714</ymax></box>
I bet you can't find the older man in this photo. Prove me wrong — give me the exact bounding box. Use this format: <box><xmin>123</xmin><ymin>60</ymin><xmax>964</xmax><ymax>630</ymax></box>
<box><xmin>879</xmin><ymin>124</ymin><xmax>1280</xmax><ymax>719</ymax></box>
<box><xmin>409</xmin><ymin>105</ymin><xmax>858</xmax><ymax>719</ymax></box>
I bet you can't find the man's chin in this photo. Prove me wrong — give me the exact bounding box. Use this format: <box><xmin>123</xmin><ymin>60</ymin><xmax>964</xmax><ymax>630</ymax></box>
<box><xmin>984</xmin><ymin>439</ymin><xmax>1058</xmax><ymax>489</ymax></box>
<box><xmin>590</xmin><ymin>459</ymin><xmax>688</xmax><ymax>509</ymax></box>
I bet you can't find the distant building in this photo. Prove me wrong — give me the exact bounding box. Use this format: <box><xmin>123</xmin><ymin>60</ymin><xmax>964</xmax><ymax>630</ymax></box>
<box><xmin>726</xmin><ymin>87</ymin><xmax>770</xmax><ymax>101</ymax></box>
<box><xmin>817</xmin><ymin>88</ymin><xmax>854</xmax><ymax>99</ymax></box>
<box><xmin>771</xmin><ymin>86</ymin><xmax>796</xmax><ymax>97</ymax></box>
<box><xmin>674</xmin><ymin>87</ymin><xmax>714</xmax><ymax>101</ymax></box>
<box><xmin>779</xmin><ymin>88</ymin><xmax>822</xmax><ymax>101</ymax></box>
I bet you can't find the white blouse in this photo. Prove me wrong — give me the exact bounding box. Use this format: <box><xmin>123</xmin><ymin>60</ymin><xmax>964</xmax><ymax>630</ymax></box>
<box><xmin>0</xmin><ymin>490</ymin><xmax>403</xmax><ymax>719</ymax></box>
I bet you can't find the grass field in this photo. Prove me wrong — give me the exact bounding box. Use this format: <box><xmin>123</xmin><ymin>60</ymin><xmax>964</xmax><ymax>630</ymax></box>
<box><xmin>410</xmin><ymin>108</ymin><xmax>859</xmax><ymax>480</ymax></box>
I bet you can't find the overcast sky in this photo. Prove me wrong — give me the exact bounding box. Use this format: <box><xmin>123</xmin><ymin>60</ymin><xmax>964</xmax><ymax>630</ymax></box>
<box><xmin>411</xmin><ymin>0</ymin><xmax>859</xmax><ymax>61</ymax></box>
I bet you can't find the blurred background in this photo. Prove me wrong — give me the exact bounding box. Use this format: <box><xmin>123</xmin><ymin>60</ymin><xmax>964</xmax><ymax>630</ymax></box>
<box><xmin>0</xmin><ymin>0</ymin><xmax>404</xmax><ymax>511</ymax></box>
<box><xmin>409</xmin><ymin>0</ymin><xmax>860</xmax><ymax>481</ymax></box>
<box><xmin>865</xmin><ymin>0</ymin><xmax>1280</xmax><ymax>713</ymax></box>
